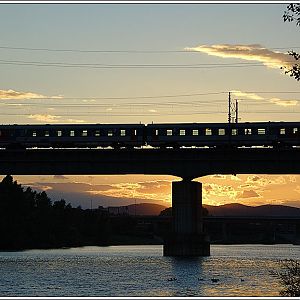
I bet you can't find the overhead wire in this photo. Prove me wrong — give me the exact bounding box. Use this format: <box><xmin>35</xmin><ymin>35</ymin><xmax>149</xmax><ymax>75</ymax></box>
<box><xmin>0</xmin><ymin>59</ymin><xmax>269</xmax><ymax>69</ymax></box>
<box><xmin>2</xmin><ymin>110</ymin><xmax>300</xmax><ymax>117</ymax></box>
<box><xmin>0</xmin><ymin>45</ymin><xmax>300</xmax><ymax>53</ymax></box>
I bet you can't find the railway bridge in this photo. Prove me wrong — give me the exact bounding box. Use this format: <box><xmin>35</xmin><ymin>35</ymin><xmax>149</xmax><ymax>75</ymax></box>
<box><xmin>1</xmin><ymin>147</ymin><xmax>300</xmax><ymax>256</ymax></box>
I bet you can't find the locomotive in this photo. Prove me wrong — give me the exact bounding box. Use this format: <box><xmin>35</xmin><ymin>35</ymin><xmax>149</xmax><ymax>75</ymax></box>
<box><xmin>0</xmin><ymin>122</ymin><xmax>299</xmax><ymax>149</ymax></box>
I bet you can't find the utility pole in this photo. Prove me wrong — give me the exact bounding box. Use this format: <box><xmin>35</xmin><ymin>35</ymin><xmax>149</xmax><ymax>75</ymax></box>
<box><xmin>228</xmin><ymin>92</ymin><xmax>239</xmax><ymax>124</ymax></box>
<box><xmin>235</xmin><ymin>99</ymin><xmax>239</xmax><ymax>123</ymax></box>
<box><xmin>228</xmin><ymin>92</ymin><xmax>231</xmax><ymax>124</ymax></box>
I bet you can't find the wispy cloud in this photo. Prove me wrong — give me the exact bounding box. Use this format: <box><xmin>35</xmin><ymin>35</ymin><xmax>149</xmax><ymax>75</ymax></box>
<box><xmin>185</xmin><ymin>44</ymin><xmax>295</xmax><ymax>69</ymax></box>
<box><xmin>82</xmin><ymin>99</ymin><xmax>96</xmax><ymax>103</ymax></box>
<box><xmin>53</xmin><ymin>175</ymin><xmax>68</xmax><ymax>180</ymax></box>
<box><xmin>27</xmin><ymin>114</ymin><xmax>85</xmax><ymax>123</ymax></box>
<box><xmin>231</xmin><ymin>90</ymin><xmax>298</xmax><ymax>107</ymax></box>
<box><xmin>28</xmin><ymin>114</ymin><xmax>61</xmax><ymax>122</ymax></box>
<box><xmin>238</xmin><ymin>189</ymin><xmax>261</xmax><ymax>199</ymax></box>
<box><xmin>0</xmin><ymin>89</ymin><xmax>62</xmax><ymax>100</ymax></box>
<box><xmin>66</xmin><ymin>118</ymin><xmax>85</xmax><ymax>123</ymax></box>
<box><xmin>269</xmin><ymin>98</ymin><xmax>298</xmax><ymax>107</ymax></box>
<box><xmin>231</xmin><ymin>90</ymin><xmax>264</xmax><ymax>101</ymax></box>
<box><xmin>89</xmin><ymin>180</ymin><xmax>171</xmax><ymax>203</ymax></box>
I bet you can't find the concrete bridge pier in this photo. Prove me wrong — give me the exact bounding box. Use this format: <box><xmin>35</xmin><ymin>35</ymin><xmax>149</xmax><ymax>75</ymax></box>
<box><xmin>163</xmin><ymin>179</ymin><xmax>210</xmax><ymax>256</ymax></box>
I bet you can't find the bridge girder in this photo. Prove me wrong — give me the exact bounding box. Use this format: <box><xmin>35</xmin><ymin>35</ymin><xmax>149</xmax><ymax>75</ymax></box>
<box><xmin>0</xmin><ymin>148</ymin><xmax>299</xmax><ymax>178</ymax></box>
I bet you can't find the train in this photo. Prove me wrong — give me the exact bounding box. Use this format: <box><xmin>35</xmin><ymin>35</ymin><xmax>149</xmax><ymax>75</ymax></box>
<box><xmin>0</xmin><ymin>122</ymin><xmax>299</xmax><ymax>149</ymax></box>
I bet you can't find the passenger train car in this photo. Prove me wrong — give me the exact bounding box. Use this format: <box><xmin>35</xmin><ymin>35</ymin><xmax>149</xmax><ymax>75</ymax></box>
<box><xmin>146</xmin><ymin>122</ymin><xmax>300</xmax><ymax>148</ymax></box>
<box><xmin>0</xmin><ymin>122</ymin><xmax>299</xmax><ymax>149</ymax></box>
<box><xmin>0</xmin><ymin>124</ymin><xmax>145</xmax><ymax>148</ymax></box>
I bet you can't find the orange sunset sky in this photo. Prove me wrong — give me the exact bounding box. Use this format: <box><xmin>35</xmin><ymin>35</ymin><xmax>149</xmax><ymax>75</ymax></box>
<box><xmin>0</xmin><ymin>3</ymin><xmax>300</xmax><ymax>208</ymax></box>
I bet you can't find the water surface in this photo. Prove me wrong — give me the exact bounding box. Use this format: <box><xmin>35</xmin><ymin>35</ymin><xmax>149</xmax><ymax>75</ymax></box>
<box><xmin>0</xmin><ymin>244</ymin><xmax>298</xmax><ymax>296</ymax></box>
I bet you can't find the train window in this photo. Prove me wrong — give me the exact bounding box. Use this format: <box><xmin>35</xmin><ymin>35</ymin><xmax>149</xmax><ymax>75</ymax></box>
<box><xmin>82</xmin><ymin>130</ymin><xmax>88</xmax><ymax>137</ymax></box>
<box><xmin>218</xmin><ymin>129</ymin><xmax>225</xmax><ymax>135</ymax></box>
<box><xmin>134</xmin><ymin>129</ymin><xmax>137</xmax><ymax>136</ymax></box>
<box><xmin>44</xmin><ymin>131</ymin><xmax>50</xmax><ymax>137</ymax></box>
<box><xmin>155</xmin><ymin>129</ymin><xmax>159</xmax><ymax>136</ymax></box>
<box><xmin>167</xmin><ymin>129</ymin><xmax>173</xmax><ymax>136</ymax></box>
<box><xmin>231</xmin><ymin>129</ymin><xmax>237</xmax><ymax>135</ymax></box>
<box><xmin>192</xmin><ymin>129</ymin><xmax>199</xmax><ymax>136</ymax></box>
<box><xmin>245</xmin><ymin>128</ymin><xmax>252</xmax><ymax>135</ymax></box>
<box><xmin>205</xmin><ymin>128</ymin><xmax>212</xmax><ymax>136</ymax></box>
<box><xmin>120</xmin><ymin>130</ymin><xmax>126</xmax><ymax>136</ymax></box>
<box><xmin>32</xmin><ymin>131</ymin><xmax>37</xmax><ymax>137</ymax></box>
<box><xmin>293</xmin><ymin>128</ymin><xmax>298</xmax><ymax>134</ymax></box>
<box><xmin>57</xmin><ymin>130</ymin><xmax>62</xmax><ymax>137</ymax></box>
<box><xmin>108</xmin><ymin>130</ymin><xmax>113</xmax><ymax>137</ymax></box>
<box><xmin>280</xmin><ymin>128</ymin><xmax>285</xmax><ymax>135</ymax></box>
<box><xmin>179</xmin><ymin>129</ymin><xmax>185</xmax><ymax>136</ymax></box>
<box><xmin>70</xmin><ymin>130</ymin><xmax>75</xmax><ymax>137</ymax></box>
<box><xmin>94</xmin><ymin>130</ymin><xmax>100</xmax><ymax>137</ymax></box>
<box><xmin>258</xmin><ymin>128</ymin><xmax>266</xmax><ymax>135</ymax></box>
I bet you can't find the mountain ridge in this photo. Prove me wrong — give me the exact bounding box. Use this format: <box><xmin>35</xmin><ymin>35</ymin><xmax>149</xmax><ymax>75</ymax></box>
<box><xmin>108</xmin><ymin>202</ymin><xmax>300</xmax><ymax>217</ymax></box>
<box><xmin>204</xmin><ymin>203</ymin><xmax>300</xmax><ymax>217</ymax></box>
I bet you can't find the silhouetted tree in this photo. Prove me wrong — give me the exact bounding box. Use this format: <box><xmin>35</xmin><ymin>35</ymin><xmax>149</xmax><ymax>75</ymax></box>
<box><xmin>283</xmin><ymin>4</ymin><xmax>300</xmax><ymax>81</ymax></box>
<box><xmin>272</xmin><ymin>259</ymin><xmax>300</xmax><ymax>296</ymax></box>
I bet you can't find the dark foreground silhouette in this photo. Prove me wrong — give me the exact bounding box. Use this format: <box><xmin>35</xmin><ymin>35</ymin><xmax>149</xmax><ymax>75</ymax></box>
<box><xmin>0</xmin><ymin>175</ymin><xmax>155</xmax><ymax>250</ymax></box>
<box><xmin>1</xmin><ymin>175</ymin><xmax>300</xmax><ymax>250</ymax></box>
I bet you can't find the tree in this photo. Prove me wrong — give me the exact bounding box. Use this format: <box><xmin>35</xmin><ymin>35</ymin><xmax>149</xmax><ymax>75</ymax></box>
<box><xmin>272</xmin><ymin>259</ymin><xmax>300</xmax><ymax>296</ymax></box>
<box><xmin>283</xmin><ymin>4</ymin><xmax>300</xmax><ymax>81</ymax></box>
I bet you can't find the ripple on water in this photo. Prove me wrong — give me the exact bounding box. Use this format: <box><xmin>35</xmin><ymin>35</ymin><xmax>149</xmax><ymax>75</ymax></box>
<box><xmin>0</xmin><ymin>244</ymin><xmax>298</xmax><ymax>296</ymax></box>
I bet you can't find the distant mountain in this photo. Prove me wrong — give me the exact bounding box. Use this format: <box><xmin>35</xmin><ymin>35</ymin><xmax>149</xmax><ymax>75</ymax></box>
<box><xmin>108</xmin><ymin>203</ymin><xmax>167</xmax><ymax>216</ymax></box>
<box><xmin>109</xmin><ymin>202</ymin><xmax>300</xmax><ymax>217</ymax></box>
<box><xmin>203</xmin><ymin>203</ymin><xmax>300</xmax><ymax>217</ymax></box>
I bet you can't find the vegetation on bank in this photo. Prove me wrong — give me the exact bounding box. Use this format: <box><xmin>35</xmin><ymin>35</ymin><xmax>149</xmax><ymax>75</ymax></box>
<box><xmin>0</xmin><ymin>175</ymin><xmax>153</xmax><ymax>250</ymax></box>
<box><xmin>272</xmin><ymin>259</ymin><xmax>300</xmax><ymax>296</ymax></box>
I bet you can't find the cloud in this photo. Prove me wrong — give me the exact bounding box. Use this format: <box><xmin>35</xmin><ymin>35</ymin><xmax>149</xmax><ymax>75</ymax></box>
<box><xmin>239</xmin><ymin>189</ymin><xmax>261</xmax><ymax>198</ymax></box>
<box><xmin>148</xmin><ymin>109</ymin><xmax>157</xmax><ymax>113</ymax></box>
<box><xmin>230</xmin><ymin>175</ymin><xmax>241</xmax><ymax>181</ymax></box>
<box><xmin>295</xmin><ymin>186</ymin><xmax>300</xmax><ymax>194</ymax></box>
<box><xmin>28</xmin><ymin>114</ymin><xmax>61</xmax><ymax>123</ymax></box>
<box><xmin>245</xmin><ymin>175</ymin><xmax>286</xmax><ymax>188</ymax></box>
<box><xmin>0</xmin><ymin>89</ymin><xmax>62</xmax><ymax>100</ymax></box>
<box><xmin>93</xmin><ymin>180</ymin><xmax>171</xmax><ymax>203</ymax></box>
<box><xmin>27</xmin><ymin>115</ymin><xmax>85</xmax><ymax>123</ymax></box>
<box><xmin>29</xmin><ymin>179</ymin><xmax>171</xmax><ymax>205</ymax></box>
<box><xmin>66</xmin><ymin>118</ymin><xmax>85</xmax><ymax>123</ymax></box>
<box><xmin>231</xmin><ymin>90</ymin><xmax>298</xmax><ymax>107</ymax></box>
<box><xmin>185</xmin><ymin>44</ymin><xmax>295</xmax><ymax>69</ymax></box>
<box><xmin>26</xmin><ymin>180</ymin><xmax>168</xmax><ymax>208</ymax></box>
<box><xmin>203</xmin><ymin>183</ymin><xmax>238</xmax><ymax>199</ymax></box>
<box><xmin>53</xmin><ymin>175</ymin><xmax>68</xmax><ymax>180</ymax></box>
<box><xmin>231</xmin><ymin>90</ymin><xmax>264</xmax><ymax>101</ymax></box>
<box><xmin>269</xmin><ymin>98</ymin><xmax>298</xmax><ymax>107</ymax></box>
<box><xmin>82</xmin><ymin>99</ymin><xmax>96</xmax><ymax>103</ymax></box>
<box><xmin>210</xmin><ymin>174</ymin><xmax>227</xmax><ymax>179</ymax></box>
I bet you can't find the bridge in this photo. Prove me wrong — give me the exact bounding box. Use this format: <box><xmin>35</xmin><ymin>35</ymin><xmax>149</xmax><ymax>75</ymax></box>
<box><xmin>1</xmin><ymin>147</ymin><xmax>300</xmax><ymax>177</ymax></box>
<box><xmin>1</xmin><ymin>147</ymin><xmax>300</xmax><ymax>256</ymax></box>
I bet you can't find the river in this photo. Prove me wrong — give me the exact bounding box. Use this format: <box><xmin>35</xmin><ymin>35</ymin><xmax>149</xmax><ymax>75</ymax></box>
<box><xmin>0</xmin><ymin>244</ymin><xmax>299</xmax><ymax>297</ymax></box>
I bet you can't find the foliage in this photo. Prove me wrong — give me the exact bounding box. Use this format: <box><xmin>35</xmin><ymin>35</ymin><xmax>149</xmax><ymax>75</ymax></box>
<box><xmin>0</xmin><ymin>175</ymin><xmax>110</xmax><ymax>250</ymax></box>
<box><xmin>282</xmin><ymin>4</ymin><xmax>300</xmax><ymax>81</ymax></box>
<box><xmin>283</xmin><ymin>4</ymin><xmax>300</xmax><ymax>26</ymax></box>
<box><xmin>272</xmin><ymin>259</ymin><xmax>300</xmax><ymax>296</ymax></box>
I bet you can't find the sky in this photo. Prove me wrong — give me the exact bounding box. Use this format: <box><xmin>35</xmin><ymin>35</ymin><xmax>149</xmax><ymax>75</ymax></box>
<box><xmin>1</xmin><ymin>3</ymin><xmax>300</xmax><ymax>209</ymax></box>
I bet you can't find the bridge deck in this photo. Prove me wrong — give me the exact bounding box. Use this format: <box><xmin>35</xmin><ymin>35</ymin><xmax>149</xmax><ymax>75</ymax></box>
<box><xmin>1</xmin><ymin>148</ymin><xmax>300</xmax><ymax>177</ymax></box>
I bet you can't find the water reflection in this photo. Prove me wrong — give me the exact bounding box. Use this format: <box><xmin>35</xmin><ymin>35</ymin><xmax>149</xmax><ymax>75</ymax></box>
<box><xmin>0</xmin><ymin>245</ymin><xmax>297</xmax><ymax>296</ymax></box>
<box><xmin>166</xmin><ymin>257</ymin><xmax>204</xmax><ymax>296</ymax></box>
